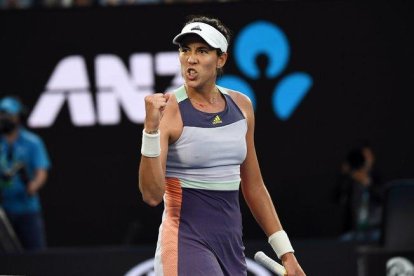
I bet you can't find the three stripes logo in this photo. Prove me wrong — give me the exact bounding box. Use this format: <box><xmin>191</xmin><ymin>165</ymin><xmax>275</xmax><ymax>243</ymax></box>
<box><xmin>212</xmin><ymin>115</ymin><xmax>222</xmax><ymax>125</ymax></box>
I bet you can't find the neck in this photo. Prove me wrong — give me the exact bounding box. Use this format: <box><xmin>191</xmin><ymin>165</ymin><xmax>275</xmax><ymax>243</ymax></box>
<box><xmin>4</xmin><ymin>129</ymin><xmax>19</xmax><ymax>144</ymax></box>
<box><xmin>185</xmin><ymin>84</ymin><xmax>220</xmax><ymax>105</ymax></box>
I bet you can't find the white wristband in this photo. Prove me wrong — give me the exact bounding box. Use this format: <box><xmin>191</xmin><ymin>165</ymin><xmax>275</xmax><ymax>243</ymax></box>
<box><xmin>268</xmin><ymin>230</ymin><xmax>295</xmax><ymax>259</ymax></box>
<box><xmin>141</xmin><ymin>129</ymin><xmax>161</xmax><ymax>157</ymax></box>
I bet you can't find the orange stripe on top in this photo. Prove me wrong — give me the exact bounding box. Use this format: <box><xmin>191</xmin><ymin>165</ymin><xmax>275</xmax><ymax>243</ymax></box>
<box><xmin>161</xmin><ymin>177</ymin><xmax>182</xmax><ymax>276</ymax></box>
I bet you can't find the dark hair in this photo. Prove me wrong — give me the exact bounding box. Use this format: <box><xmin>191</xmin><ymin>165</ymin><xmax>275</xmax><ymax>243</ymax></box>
<box><xmin>184</xmin><ymin>15</ymin><xmax>232</xmax><ymax>77</ymax></box>
<box><xmin>346</xmin><ymin>147</ymin><xmax>366</xmax><ymax>171</ymax></box>
<box><xmin>185</xmin><ymin>15</ymin><xmax>232</xmax><ymax>50</ymax></box>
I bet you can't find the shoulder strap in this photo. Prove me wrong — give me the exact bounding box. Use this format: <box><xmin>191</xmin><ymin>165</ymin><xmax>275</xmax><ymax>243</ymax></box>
<box><xmin>174</xmin><ymin>85</ymin><xmax>188</xmax><ymax>103</ymax></box>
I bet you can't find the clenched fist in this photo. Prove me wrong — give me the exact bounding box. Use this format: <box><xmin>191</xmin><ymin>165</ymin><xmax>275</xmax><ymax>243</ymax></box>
<box><xmin>144</xmin><ymin>93</ymin><xmax>171</xmax><ymax>133</ymax></box>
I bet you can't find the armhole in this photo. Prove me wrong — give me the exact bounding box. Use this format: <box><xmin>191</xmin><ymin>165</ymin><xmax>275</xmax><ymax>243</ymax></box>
<box><xmin>217</xmin><ymin>85</ymin><xmax>247</xmax><ymax>120</ymax></box>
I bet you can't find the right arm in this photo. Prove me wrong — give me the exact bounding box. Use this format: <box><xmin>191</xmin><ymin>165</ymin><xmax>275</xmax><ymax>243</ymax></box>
<box><xmin>138</xmin><ymin>93</ymin><xmax>172</xmax><ymax>206</ymax></box>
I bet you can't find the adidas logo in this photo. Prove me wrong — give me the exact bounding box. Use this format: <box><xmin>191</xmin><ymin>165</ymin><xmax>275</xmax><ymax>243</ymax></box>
<box><xmin>212</xmin><ymin>115</ymin><xmax>222</xmax><ymax>125</ymax></box>
<box><xmin>191</xmin><ymin>25</ymin><xmax>202</xmax><ymax>31</ymax></box>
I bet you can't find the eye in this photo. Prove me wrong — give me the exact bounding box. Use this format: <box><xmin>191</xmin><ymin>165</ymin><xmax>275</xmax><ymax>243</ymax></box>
<box><xmin>198</xmin><ymin>48</ymin><xmax>209</xmax><ymax>54</ymax></box>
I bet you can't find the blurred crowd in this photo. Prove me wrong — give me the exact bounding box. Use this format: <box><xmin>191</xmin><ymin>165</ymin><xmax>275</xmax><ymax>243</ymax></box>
<box><xmin>334</xmin><ymin>141</ymin><xmax>384</xmax><ymax>243</ymax></box>
<box><xmin>0</xmin><ymin>0</ymin><xmax>234</xmax><ymax>9</ymax></box>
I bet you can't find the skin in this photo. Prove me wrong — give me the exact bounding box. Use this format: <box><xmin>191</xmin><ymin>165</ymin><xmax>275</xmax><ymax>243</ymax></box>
<box><xmin>138</xmin><ymin>34</ymin><xmax>305</xmax><ymax>276</ymax></box>
<box><xmin>1</xmin><ymin>114</ymin><xmax>48</xmax><ymax>195</ymax></box>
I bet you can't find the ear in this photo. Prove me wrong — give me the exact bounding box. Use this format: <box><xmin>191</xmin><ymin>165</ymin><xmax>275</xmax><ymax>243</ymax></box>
<box><xmin>217</xmin><ymin>52</ymin><xmax>228</xmax><ymax>69</ymax></box>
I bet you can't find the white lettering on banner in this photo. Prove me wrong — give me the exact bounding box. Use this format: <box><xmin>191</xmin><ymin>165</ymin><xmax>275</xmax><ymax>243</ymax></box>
<box><xmin>28</xmin><ymin>56</ymin><xmax>96</xmax><ymax>127</ymax></box>
<box><xmin>124</xmin><ymin>258</ymin><xmax>272</xmax><ymax>276</ymax></box>
<box><xmin>28</xmin><ymin>53</ymin><xmax>182</xmax><ymax>128</ymax></box>
<box><xmin>155</xmin><ymin>52</ymin><xmax>183</xmax><ymax>92</ymax></box>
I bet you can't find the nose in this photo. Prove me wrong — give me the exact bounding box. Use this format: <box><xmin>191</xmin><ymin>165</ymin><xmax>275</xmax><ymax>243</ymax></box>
<box><xmin>187</xmin><ymin>52</ymin><xmax>197</xmax><ymax>64</ymax></box>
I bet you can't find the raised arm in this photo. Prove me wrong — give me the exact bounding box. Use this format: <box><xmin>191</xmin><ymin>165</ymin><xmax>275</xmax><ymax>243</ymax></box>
<box><xmin>138</xmin><ymin>93</ymin><xmax>171</xmax><ymax>207</ymax></box>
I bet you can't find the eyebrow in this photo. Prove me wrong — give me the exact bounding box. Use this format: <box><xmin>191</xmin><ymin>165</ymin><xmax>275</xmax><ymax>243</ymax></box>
<box><xmin>180</xmin><ymin>44</ymin><xmax>213</xmax><ymax>51</ymax></box>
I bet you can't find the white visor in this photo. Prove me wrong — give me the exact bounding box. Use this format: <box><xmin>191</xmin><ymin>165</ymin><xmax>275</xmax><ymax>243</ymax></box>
<box><xmin>172</xmin><ymin>22</ymin><xmax>228</xmax><ymax>53</ymax></box>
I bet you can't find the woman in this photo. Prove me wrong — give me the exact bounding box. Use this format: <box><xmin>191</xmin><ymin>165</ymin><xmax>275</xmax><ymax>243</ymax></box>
<box><xmin>139</xmin><ymin>15</ymin><xmax>306</xmax><ymax>276</ymax></box>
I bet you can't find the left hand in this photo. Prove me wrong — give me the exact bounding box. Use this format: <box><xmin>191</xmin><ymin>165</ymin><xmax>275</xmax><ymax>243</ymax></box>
<box><xmin>26</xmin><ymin>169</ymin><xmax>48</xmax><ymax>196</ymax></box>
<box><xmin>27</xmin><ymin>181</ymin><xmax>41</xmax><ymax>196</ymax></box>
<box><xmin>281</xmin><ymin>252</ymin><xmax>306</xmax><ymax>276</ymax></box>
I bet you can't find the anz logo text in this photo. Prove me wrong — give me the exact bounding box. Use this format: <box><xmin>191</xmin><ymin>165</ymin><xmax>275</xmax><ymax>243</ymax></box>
<box><xmin>28</xmin><ymin>21</ymin><xmax>313</xmax><ymax>128</ymax></box>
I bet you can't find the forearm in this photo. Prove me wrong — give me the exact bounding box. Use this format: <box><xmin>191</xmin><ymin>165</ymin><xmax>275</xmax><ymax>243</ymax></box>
<box><xmin>27</xmin><ymin>169</ymin><xmax>48</xmax><ymax>195</ymax></box>
<box><xmin>139</xmin><ymin>156</ymin><xmax>165</xmax><ymax>206</ymax></box>
<box><xmin>243</xmin><ymin>183</ymin><xmax>283</xmax><ymax>236</ymax></box>
<box><xmin>139</xmin><ymin>125</ymin><xmax>167</xmax><ymax>206</ymax></box>
<box><xmin>243</xmin><ymin>183</ymin><xmax>295</xmax><ymax>260</ymax></box>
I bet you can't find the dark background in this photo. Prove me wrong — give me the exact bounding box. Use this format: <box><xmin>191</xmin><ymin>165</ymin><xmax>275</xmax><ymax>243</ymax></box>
<box><xmin>1</xmin><ymin>1</ymin><xmax>414</xmax><ymax>248</ymax></box>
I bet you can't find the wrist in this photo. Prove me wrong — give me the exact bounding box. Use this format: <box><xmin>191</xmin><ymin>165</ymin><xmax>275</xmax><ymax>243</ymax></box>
<box><xmin>144</xmin><ymin>129</ymin><xmax>159</xmax><ymax>135</ymax></box>
<box><xmin>268</xmin><ymin>230</ymin><xmax>295</xmax><ymax>259</ymax></box>
<box><xmin>281</xmin><ymin>252</ymin><xmax>295</xmax><ymax>263</ymax></box>
<box><xmin>141</xmin><ymin>129</ymin><xmax>161</xmax><ymax>157</ymax></box>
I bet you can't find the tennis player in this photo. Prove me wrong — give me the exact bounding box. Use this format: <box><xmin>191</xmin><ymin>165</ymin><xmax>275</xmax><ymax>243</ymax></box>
<box><xmin>139</xmin><ymin>15</ymin><xmax>306</xmax><ymax>276</ymax></box>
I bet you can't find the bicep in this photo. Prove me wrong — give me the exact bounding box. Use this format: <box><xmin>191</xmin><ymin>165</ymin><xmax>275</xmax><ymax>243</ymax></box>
<box><xmin>32</xmin><ymin>140</ymin><xmax>51</xmax><ymax>170</ymax></box>
<box><xmin>240</xmin><ymin>97</ymin><xmax>264</xmax><ymax>191</ymax></box>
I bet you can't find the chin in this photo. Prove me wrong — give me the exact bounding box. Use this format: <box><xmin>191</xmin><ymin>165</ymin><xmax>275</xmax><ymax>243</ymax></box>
<box><xmin>185</xmin><ymin>80</ymin><xmax>201</xmax><ymax>89</ymax></box>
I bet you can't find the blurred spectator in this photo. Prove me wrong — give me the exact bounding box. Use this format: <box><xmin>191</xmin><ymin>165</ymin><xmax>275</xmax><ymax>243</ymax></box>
<box><xmin>1</xmin><ymin>0</ymin><xmax>232</xmax><ymax>8</ymax></box>
<box><xmin>72</xmin><ymin>0</ymin><xmax>94</xmax><ymax>6</ymax></box>
<box><xmin>41</xmin><ymin>0</ymin><xmax>73</xmax><ymax>8</ymax></box>
<box><xmin>0</xmin><ymin>96</ymin><xmax>51</xmax><ymax>251</ymax></box>
<box><xmin>164</xmin><ymin>0</ymin><xmax>231</xmax><ymax>2</ymax></box>
<box><xmin>98</xmin><ymin>0</ymin><xmax>162</xmax><ymax>7</ymax></box>
<box><xmin>0</xmin><ymin>0</ymin><xmax>33</xmax><ymax>9</ymax></box>
<box><xmin>334</xmin><ymin>142</ymin><xmax>384</xmax><ymax>242</ymax></box>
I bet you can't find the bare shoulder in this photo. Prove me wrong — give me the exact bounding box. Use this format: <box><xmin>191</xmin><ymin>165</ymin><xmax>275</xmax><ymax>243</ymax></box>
<box><xmin>226</xmin><ymin>89</ymin><xmax>254</xmax><ymax>114</ymax></box>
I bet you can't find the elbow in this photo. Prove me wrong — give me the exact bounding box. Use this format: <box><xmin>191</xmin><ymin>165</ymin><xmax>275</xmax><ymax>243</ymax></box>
<box><xmin>138</xmin><ymin>178</ymin><xmax>164</xmax><ymax>207</ymax></box>
<box><xmin>142</xmin><ymin>194</ymin><xmax>163</xmax><ymax>207</ymax></box>
<box><xmin>146</xmin><ymin>199</ymin><xmax>162</xmax><ymax>207</ymax></box>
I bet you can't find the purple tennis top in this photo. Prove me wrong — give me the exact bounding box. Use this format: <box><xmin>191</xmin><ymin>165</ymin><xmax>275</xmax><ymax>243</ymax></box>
<box><xmin>154</xmin><ymin>85</ymin><xmax>248</xmax><ymax>276</ymax></box>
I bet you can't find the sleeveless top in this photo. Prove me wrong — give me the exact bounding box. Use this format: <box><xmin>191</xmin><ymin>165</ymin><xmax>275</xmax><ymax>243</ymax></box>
<box><xmin>166</xmin><ymin>85</ymin><xmax>247</xmax><ymax>188</ymax></box>
<box><xmin>154</xmin><ymin>85</ymin><xmax>248</xmax><ymax>276</ymax></box>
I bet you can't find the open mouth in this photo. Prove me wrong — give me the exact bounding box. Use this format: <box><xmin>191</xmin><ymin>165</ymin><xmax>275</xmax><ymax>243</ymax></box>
<box><xmin>186</xmin><ymin>68</ymin><xmax>198</xmax><ymax>79</ymax></box>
